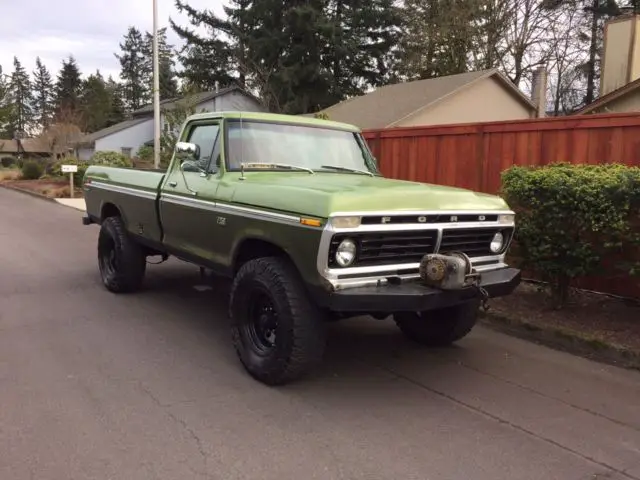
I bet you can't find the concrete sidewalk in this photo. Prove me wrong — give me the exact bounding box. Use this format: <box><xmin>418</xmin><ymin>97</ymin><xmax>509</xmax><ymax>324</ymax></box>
<box><xmin>55</xmin><ymin>198</ymin><xmax>86</xmax><ymax>211</ymax></box>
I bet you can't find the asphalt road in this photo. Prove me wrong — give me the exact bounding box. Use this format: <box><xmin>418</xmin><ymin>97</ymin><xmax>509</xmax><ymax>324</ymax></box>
<box><xmin>1</xmin><ymin>187</ymin><xmax>640</xmax><ymax>480</ymax></box>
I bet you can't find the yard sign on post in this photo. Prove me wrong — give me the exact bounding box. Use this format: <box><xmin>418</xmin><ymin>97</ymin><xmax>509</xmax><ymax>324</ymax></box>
<box><xmin>61</xmin><ymin>164</ymin><xmax>78</xmax><ymax>198</ymax></box>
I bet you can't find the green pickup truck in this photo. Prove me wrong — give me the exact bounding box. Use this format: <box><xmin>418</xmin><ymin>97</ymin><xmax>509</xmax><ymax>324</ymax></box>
<box><xmin>82</xmin><ymin>111</ymin><xmax>520</xmax><ymax>385</ymax></box>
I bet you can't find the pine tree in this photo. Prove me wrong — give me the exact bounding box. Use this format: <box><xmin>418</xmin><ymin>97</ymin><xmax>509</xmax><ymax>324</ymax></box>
<box><xmin>143</xmin><ymin>28</ymin><xmax>178</xmax><ymax>100</ymax></box>
<box><xmin>0</xmin><ymin>65</ymin><xmax>12</xmax><ymax>138</ymax></box>
<box><xmin>115</xmin><ymin>26</ymin><xmax>149</xmax><ymax>111</ymax></box>
<box><xmin>105</xmin><ymin>76</ymin><xmax>126</xmax><ymax>126</ymax></box>
<box><xmin>170</xmin><ymin>2</ymin><xmax>239</xmax><ymax>91</ymax></box>
<box><xmin>79</xmin><ymin>71</ymin><xmax>113</xmax><ymax>133</ymax></box>
<box><xmin>32</xmin><ymin>57</ymin><xmax>55</xmax><ymax>130</ymax></box>
<box><xmin>54</xmin><ymin>56</ymin><xmax>83</xmax><ymax>122</ymax></box>
<box><xmin>325</xmin><ymin>0</ymin><xmax>403</xmax><ymax>101</ymax></box>
<box><xmin>7</xmin><ymin>56</ymin><xmax>34</xmax><ymax>138</ymax></box>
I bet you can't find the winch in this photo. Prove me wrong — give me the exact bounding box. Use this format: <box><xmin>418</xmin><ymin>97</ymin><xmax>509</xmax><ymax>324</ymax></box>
<box><xmin>418</xmin><ymin>251</ymin><xmax>480</xmax><ymax>290</ymax></box>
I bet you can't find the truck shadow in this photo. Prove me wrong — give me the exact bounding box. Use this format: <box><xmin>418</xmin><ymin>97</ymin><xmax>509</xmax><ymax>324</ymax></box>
<box><xmin>136</xmin><ymin>260</ymin><xmax>474</xmax><ymax>388</ymax></box>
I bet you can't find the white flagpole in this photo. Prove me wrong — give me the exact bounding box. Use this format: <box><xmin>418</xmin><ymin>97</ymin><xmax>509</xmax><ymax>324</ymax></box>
<box><xmin>152</xmin><ymin>0</ymin><xmax>161</xmax><ymax>169</ymax></box>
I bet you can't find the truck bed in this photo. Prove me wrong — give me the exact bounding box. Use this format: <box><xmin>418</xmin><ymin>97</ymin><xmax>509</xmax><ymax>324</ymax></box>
<box><xmin>84</xmin><ymin>166</ymin><xmax>166</xmax><ymax>245</ymax></box>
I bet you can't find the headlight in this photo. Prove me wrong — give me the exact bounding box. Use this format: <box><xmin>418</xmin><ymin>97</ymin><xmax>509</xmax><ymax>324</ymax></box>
<box><xmin>335</xmin><ymin>238</ymin><xmax>357</xmax><ymax>267</ymax></box>
<box><xmin>490</xmin><ymin>232</ymin><xmax>505</xmax><ymax>253</ymax></box>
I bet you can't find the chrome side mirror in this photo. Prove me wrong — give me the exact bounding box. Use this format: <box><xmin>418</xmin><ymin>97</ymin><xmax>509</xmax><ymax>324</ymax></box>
<box><xmin>175</xmin><ymin>142</ymin><xmax>200</xmax><ymax>162</ymax></box>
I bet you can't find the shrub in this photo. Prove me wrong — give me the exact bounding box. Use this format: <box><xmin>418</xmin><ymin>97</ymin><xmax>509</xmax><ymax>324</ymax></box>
<box><xmin>21</xmin><ymin>160</ymin><xmax>44</xmax><ymax>180</ymax></box>
<box><xmin>501</xmin><ymin>163</ymin><xmax>640</xmax><ymax>305</ymax></box>
<box><xmin>1</xmin><ymin>156</ymin><xmax>16</xmax><ymax>168</ymax></box>
<box><xmin>136</xmin><ymin>145</ymin><xmax>154</xmax><ymax>163</ymax></box>
<box><xmin>90</xmin><ymin>151</ymin><xmax>133</xmax><ymax>168</ymax></box>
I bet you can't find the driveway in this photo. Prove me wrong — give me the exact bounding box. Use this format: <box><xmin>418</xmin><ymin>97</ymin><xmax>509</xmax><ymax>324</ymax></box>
<box><xmin>1</xmin><ymin>187</ymin><xmax>639</xmax><ymax>480</ymax></box>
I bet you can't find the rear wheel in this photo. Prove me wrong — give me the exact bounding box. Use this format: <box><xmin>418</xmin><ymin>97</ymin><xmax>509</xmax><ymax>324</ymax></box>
<box><xmin>97</xmin><ymin>216</ymin><xmax>146</xmax><ymax>293</ymax></box>
<box><xmin>393</xmin><ymin>300</ymin><xmax>480</xmax><ymax>347</ymax></box>
<box><xmin>229</xmin><ymin>257</ymin><xmax>326</xmax><ymax>385</ymax></box>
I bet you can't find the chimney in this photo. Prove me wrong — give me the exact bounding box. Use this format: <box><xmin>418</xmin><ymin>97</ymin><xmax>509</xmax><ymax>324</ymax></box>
<box><xmin>531</xmin><ymin>65</ymin><xmax>548</xmax><ymax>118</ymax></box>
<box><xmin>601</xmin><ymin>14</ymin><xmax>640</xmax><ymax>96</ymax></box>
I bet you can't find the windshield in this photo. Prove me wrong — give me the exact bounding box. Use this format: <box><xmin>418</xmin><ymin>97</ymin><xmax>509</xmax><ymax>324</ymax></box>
<box><xmin>225</xmin><ymin>120</ymin><xmax>379</xmax><ymax>175</ymax></box>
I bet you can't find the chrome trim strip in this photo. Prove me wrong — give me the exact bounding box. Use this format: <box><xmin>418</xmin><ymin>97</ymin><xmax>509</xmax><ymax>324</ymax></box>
<box><xmin>216</xmin><ymin>202</ymin><xmax>300</xmax><ymax>223</ymax></box>
<box><xmin>89</xmin><ymin>181</ymin><xmax>157</xmax><ymax>200</ymax></box>
<box><xmin>160</xmin><ymin>193</ymin><xmax>219</xmax><ymax>212</ymax></box>
<box><xmin>160</xmin><ymin>194</ymin><xmax>303</xmax><ymax>225</ymax></box>
<box><xmin>90</xmin><ymin>180</ymin><xmax>306</xmax><ymax>226</ymax></box>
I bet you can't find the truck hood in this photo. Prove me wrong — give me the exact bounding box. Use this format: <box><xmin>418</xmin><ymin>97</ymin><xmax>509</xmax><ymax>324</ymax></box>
<box><xmin>229</xmin><ymin>172</ymin><xmax>510</xmax><ymax>218</ymax></box>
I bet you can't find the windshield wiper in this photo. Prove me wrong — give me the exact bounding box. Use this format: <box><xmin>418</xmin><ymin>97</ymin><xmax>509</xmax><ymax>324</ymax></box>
<box><xmin>320</xmin><ymin>165</ymin><xmax>375</xmax><ymax>177</ymax></box>
<box><xmin>240</xmin><ymin>162</ymin><xmax>314</xmax><ymax>174</ymax></box>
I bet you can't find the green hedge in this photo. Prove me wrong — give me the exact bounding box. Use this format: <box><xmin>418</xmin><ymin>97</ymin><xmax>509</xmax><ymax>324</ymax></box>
<box><xmin>501</xmin><ymin>163</ymin><xmax>640</xmax><ymax>304</ymax></box>
<box><xmin>90</xmin><ymin>151</ymin><xmax>133</xmax><ymax>167</ymax></box>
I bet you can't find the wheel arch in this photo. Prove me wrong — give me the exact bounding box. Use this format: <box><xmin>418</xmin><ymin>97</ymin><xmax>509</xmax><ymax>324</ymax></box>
<box><xmin>231</xmin><ymin>236</ymin><xmax>295</xmax><ymax>275</ymax></box>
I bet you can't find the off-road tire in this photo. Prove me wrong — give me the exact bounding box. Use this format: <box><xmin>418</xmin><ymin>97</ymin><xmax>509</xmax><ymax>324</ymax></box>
<box><xmin>97</xmin><ymin>216</ymin><xmax>146</xmax><ymax>293</ymax></box>
<box><xmin>393</xmin><ymin>300</ymin><xmax>480</xmax><ymax>347</ymax></box>
<box><xmin>229</xmin><ymin>257</ymin><xmax>326</xmax><ymax>386</ymax></box>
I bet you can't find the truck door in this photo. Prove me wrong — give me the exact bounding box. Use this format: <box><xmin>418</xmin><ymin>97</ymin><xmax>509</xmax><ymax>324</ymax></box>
<box><xmin>159</xmin><ymin>120</ymin><xmax>223</xmax><ymax>265</ymax></box>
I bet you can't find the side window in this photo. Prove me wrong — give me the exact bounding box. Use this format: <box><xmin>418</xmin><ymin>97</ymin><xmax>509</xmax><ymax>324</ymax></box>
<box><xmin>186</xmin><ymin>123</ymin><xmax>220</xmax><ymax>172</ymax></box>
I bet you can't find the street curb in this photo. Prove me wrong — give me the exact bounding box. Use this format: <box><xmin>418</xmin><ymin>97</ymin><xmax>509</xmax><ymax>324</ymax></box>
<box><xmin>479</xmin><ymin>310</ymin><xmax>640</xmax><ymax>371</ymax></box>
<box><xmin>0</xmin><ymin>182</ymin><xmax>57</xmax><ymax>203</ymax></box>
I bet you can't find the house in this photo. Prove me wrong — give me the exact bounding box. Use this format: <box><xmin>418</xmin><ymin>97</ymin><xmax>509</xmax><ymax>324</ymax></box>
<box><xmin>316</xmin><ymin>69</ymin><xmax>538</xmax><ymax>130</ymax></box>
<box><xmin>576</xmin><ymin>14</ymin><xmax>640</xmax><ymax>115</ymax></box>
<box><xmin>74</xmin><ymin>86</ymin><xmax>266</xmax><ymax>161</ymax></box>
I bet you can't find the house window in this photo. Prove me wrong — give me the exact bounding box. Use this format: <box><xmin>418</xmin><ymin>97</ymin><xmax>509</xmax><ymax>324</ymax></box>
<box><xmin>121</xmin><ymin>147</ymin><xmax>132</xmax><ymax>158</ymax></box>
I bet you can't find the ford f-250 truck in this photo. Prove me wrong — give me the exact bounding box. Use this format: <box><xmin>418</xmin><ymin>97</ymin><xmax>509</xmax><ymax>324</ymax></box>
<box><xmin>82</xmin><ymin>111</ymin><xmax>521</xmax><ymax>385</ymax></box>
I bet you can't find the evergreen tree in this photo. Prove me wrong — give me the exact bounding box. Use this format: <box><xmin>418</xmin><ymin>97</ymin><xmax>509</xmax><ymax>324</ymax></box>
<box><xmin>32</xmin><ymin>57</ymin><xmax>55</xmax><ymax>130</ymax></box>
<box><xmin>115</xmin><ymin>26</ymin><xmax>149</xmax><ymax>111</ymax></box>
<box><xmin>143</xmin><ymin>28</ymin><xmax>179</xmax><ymax>100</ymax></box>
<box><xmin>170</xmin><ymin>2</ymin><xmax>239</xmax><ymax>91</ymax></box>
<box><xmin>106</xmin><ymin>76</ymin><xmax>126</xmax><ymax>126</ymax></box>
<box><xmin>79</xmin><ymin>71</ymin><xmax>113</xmax><ymax>133</ymax></box>
<box><xmin>54</xmin><ymin>56</ymin><xmax>83</xmax><ymax>121</ymax></box>
<box><xmin>7</xmin><ymin>57</ymin><xmax>34</xmax><ymax>138</ymax></box>
<box><xmin>325</xmin><ymin>0</ymin><xmax>403</xmax><ymax>101</ymax></box>
<box><xmin>0</xmin><ymin>65</ymin><xmax>12</xmax><ymax>138</ymax></box>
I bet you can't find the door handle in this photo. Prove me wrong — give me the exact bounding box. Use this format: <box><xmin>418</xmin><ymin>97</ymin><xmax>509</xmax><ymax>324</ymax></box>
<box><xmin>168</xmin><ymin>181</ymin><xmax>177</xmax><ymax>187</ymax></box>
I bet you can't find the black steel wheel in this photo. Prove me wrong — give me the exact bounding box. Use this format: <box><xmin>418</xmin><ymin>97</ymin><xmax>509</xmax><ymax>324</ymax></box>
<box><xmin>97</xmin><ymin>216</ymin><xmax>146</xmax><ymax>293</ymax></box>
<box><xmin>229</xmin><ymin>257</ymin><xmax>326</xmax><ymax>385</ymax></box>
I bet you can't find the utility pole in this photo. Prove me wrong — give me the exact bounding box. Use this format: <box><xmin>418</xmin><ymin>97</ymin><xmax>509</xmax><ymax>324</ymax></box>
<box><xmin>152</xmin><ymin>0</ymin><xmax>161</xmax><ymax>169</ymax></box>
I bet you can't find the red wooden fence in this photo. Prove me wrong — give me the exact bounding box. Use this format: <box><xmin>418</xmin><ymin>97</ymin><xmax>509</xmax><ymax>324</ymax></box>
<box><xmin>362</xmin><ymin>113</ymin><xmax>640</xmax><ymax>299</ymax></box>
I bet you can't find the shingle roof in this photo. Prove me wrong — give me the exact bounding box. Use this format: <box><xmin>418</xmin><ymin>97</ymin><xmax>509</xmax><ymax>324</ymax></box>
<box><xmin>0</xmin><ymin>138</ymin><xmax>53</xmax><ymax>154</ymax></box>
<box><xmin>574</xmin><ymin>77</ymin><xmax>640</xmax><ymax>114</ymax></box>
<box><xmin>320</xmin><ymin>69</ymin><xmax>536</xmax><ymax>129</ymax></box>
<box><xmin>74</xmin><ymin>117</ymin><xmax>152</xmax><ymax>147</ymax></box>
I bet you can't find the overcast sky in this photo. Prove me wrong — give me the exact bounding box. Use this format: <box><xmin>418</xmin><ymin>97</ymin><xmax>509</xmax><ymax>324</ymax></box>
<box><xmin>0</xmin><ymin>0</ymin><xmax>226</xmax><ymax>81</ymax></box>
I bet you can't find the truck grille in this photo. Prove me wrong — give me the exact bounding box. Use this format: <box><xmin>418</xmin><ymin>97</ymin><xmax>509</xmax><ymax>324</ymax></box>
<box><xmin>327</xmin><ymin>227</ymin><xmax>514</xmax><ymax>268</ymax></box>
<box><xmin>328</xmin><ymin>231</ymin><xmax>438</xmax><ymax>268</ymax></box>
<box><xmin>440</xmin><ymin>227</ymin><xmax>513</xmax><ymax>257</ymax></box>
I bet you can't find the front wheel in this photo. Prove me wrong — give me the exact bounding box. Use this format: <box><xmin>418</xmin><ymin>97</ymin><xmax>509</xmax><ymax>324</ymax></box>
<box><xmin>393</xmin><ymin>300</ymin><xmax>480</xmax><ymax>347</ymax></box>
<box><xmin>97</xmin><ymin>216</ymin><xmax>146</xmax><ymax>293</ymax></box>
<box><xmin>229</xmin><ymin>257</ymin><xmax>326</xmax><ymax>385</ymax></box>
